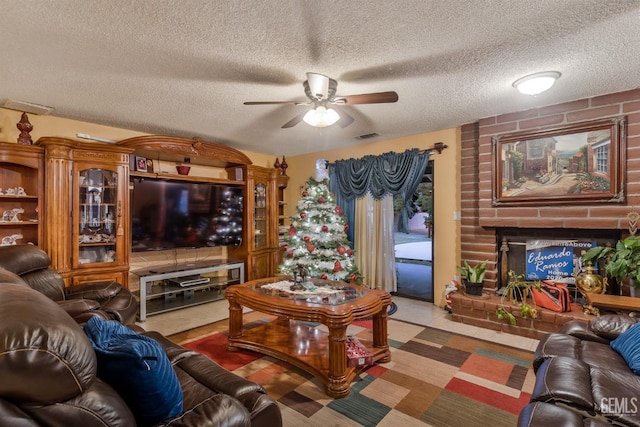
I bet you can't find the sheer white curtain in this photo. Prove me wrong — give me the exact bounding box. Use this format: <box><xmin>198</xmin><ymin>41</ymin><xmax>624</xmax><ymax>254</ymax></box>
<box><xmin>354</xmin><ymin>193</ymin><xmax>396</xmax><ymax>292</ymax></box>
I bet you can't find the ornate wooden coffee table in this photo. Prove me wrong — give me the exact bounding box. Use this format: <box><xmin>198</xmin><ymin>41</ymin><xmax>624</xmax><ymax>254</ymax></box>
<box><xmin>225</xmin><ymin>277</ymin><xmax>391</xmax><ymax>398</ymax></box>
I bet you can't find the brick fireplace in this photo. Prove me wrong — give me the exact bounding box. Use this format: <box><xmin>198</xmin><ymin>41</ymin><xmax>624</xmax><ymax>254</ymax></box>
<box><xmin>455</xmin><ymin>88</ymin><xmax>640</xmax><ymax>336</ymax></box>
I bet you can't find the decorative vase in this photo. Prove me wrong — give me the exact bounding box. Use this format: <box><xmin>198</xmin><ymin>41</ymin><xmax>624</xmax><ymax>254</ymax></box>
<box><xmin>16</xmin><ymin>112</ymin><xmax>33</xmax><ymax>145</ymax></box>
<box><xmin>176</xmin><ymin>165</ymin><xmax>191</xmax><ymax>175</ymax></box>
<box><xmin>464</xmin><ymin>280</ymin><xmax>483</xmax><ymax>296</ymax></box>
<box><xmin>575</xmin><ymin>262</ymin><xmax>607</xmax><ymax>295</ymax></box>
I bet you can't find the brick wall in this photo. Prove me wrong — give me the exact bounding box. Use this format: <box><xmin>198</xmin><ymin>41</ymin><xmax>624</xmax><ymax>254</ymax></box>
<box><xmin>450</xmin><ymin>293</ymin><xmax>591</xmax><ymax>339</ymax></box>
<box><xmin>461</xmin><ymin>88</ymin><xmax>640</xmax><ymax>290</ymax></box>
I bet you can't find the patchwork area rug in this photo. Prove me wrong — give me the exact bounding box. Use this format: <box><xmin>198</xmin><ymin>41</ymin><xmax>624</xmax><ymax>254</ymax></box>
<box><xmin>172</xmin><ymin>312</ymin><xmax>535</xmax><ymax>427</ymax></box>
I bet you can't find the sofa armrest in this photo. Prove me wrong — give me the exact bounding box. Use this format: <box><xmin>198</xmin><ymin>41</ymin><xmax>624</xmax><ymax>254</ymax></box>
<box><xmin>159</xmin><ymin>394</ymin><xmax>251</xmax><ymax>427</ymax></box>
<box><xmin>57</xmin><ymin>299</ymin><xmax>100</xmax><ymax>318</ymax></box>
<box><xmin>558</xmin><ymin>319</ymin><xmax>610</xmax><ymax>344</ymax></box>
<box><xmin>0</xmin><ymin>398</ymin><xmax>40</xmax><ymax>427</ymax></box>
<box><xmin>65</xmin><ymin>281</ymin><xmax>123</xmax><ymax>300</ymax></box>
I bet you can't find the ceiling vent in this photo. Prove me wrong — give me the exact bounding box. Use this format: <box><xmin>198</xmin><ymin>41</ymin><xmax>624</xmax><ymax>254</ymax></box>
<box><xmin>3</xmin><ymin>99</ymin><xmax>54</xmax><ymax>115</ymax></box>
<box><xmin>356</xmin><ymin>132</ymin><xmax>380</xmax><ymax>140</ymax></box>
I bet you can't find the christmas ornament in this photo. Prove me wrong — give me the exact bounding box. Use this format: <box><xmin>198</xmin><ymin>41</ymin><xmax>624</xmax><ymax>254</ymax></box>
<box><xmin>320</xmin><ymin>273</ymin><xmax>328</xmax><ymax>280</ymax></box>
<box><xmin>321</xmin><ymin>225</ymin><xmax>328</xmax><ymax>232</ymax></box>
<box><xmin>303</xmin><ymin>235</ymin><xmax>311</xmax><ymax>242</ymax></box>
<box><xmin>300</xmin><ymin>212</ymin><xmax>307</xmax><ymax>219</ymax></box>
<box><xmin>317</xmin><ymin>196</ymin><xmax>326</xmax><ymax>203</ymax></box>
<box><xmin>335</xmin><ymin>206</ymin><xmax>343</xmax><ymax>216</ymax></box>
<box><xmin>288</xmin><ymin>224</ymin><xmax>296</xmax><ymax>236</ymax></box>
<box><xmin>306</xmin><ymin>243</ymin><xmax>315</xmax><ymax>253</ymax></box>
<box><xmin>333</xmin><ymin>260</ymin><xmax>343</xmax><ymax>272</ymax></box>
<box><xmin>337</xmin><ymin>246</ymin><xmax>346</xmax><ymax>255</ymax></box>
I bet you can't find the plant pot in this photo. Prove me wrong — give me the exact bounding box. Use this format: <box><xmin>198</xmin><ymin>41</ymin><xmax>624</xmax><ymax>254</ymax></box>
<box><xmin>464</xmin><ymin>280</ymin><xmax>484</xmax><ymax>296</ymax></box>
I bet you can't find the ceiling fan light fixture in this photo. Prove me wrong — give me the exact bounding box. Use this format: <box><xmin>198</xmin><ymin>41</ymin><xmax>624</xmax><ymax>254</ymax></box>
<box><xmin>303</xmin><ymin>106</ymin><xmax>340</xmax><ymax>127</ymax></box>
<box><xmin>513</xmin><ymin>71</ymin><xmax>561</xmax><ymax>95</ymax></box>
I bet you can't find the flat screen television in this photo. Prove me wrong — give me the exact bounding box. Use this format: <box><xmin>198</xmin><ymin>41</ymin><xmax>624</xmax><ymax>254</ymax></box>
<box><xmin>131</xmin><ymin>179</ymin><xmax>244</xmax><ymax>252</ymax></box>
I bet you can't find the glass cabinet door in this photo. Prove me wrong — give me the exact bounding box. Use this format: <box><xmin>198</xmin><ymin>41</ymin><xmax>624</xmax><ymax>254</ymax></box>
<box><xmin>254</xmin><ymin>182</ymin><xmax>267</xmax><ymax>248</ymax></box>
<box><xmin>78</xmin><ymin>168</ymin><xmax>119</xmax><ymax>265</ymax></box>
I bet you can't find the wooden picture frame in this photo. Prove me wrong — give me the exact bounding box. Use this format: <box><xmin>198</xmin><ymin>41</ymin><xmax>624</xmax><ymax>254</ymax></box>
<box><xmin>492</xmin><ymin>116</ymin><xmax>627</xmax><ymax>206</ymax></box>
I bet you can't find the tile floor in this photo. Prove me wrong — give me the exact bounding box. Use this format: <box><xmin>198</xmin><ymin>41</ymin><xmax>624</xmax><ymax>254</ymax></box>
<box><xmin>136</xmin><ymin>295</ymin><xmax>539</xmax><ymax>352</ymax></box>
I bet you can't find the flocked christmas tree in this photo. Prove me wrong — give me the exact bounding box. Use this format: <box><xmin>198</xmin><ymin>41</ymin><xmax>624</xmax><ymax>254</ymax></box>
<box><xmin>279</xmin><ymin>162</ymin><xmax>362</xmax><ymax>283</ymax></box>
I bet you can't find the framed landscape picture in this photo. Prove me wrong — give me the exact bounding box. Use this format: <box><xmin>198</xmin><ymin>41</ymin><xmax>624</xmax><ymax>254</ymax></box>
<box><xmin>492</xmin><ymin>116</ymin><xmax>627</xmax><ymax>206</ymax></box>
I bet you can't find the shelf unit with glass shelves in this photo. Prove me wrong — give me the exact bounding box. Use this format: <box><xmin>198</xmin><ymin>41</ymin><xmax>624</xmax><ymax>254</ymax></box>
<box><xmin>131</xmin><ymin>259</ymin><xmax>244</xmax><ymax>321</ymax></box>
<box><xmin>37</xmin><ymin>137</ymin><xmax>133</xmax><ymax>287</ymax></box>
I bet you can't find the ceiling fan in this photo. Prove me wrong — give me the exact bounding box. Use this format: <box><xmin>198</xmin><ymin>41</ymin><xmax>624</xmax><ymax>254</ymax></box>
<box><xmin>244</xmin><ymin>72</ymin><xmax>399</xmax><ymax>128</ymax></box>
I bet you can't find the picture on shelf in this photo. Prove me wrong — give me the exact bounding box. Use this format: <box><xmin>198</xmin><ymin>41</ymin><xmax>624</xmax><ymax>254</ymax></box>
<box><xmin>135</xmin><ymin>156</ymin><xmax>147</xmax><ymax>172</ymax></box>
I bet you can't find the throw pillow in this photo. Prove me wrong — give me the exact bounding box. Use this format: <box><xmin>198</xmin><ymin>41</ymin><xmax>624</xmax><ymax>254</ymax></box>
<box><xmin>611</xmin><ymin>321</ymin><xmax>640</xmax><ymax>375</ymax></box>
<box><xmin>84</xmin><ymin>317</ymin><xmax>183</xmax><ymax>426</ymax></box>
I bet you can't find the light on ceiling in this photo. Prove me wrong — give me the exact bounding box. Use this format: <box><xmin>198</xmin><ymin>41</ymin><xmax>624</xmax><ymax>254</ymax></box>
<box><xmin>303</xmin><ymin>106</ymin><xmax>340</xmax><ymax>127</ymax></box>
<box><xmin>513</xmin><ymin>71</ymin><xmax>561</xmax><ymax>95</ymax></box>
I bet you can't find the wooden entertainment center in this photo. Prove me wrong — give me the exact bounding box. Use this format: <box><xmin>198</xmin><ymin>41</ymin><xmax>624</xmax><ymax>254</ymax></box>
<box><xmin>0</xmin><ymin>136</ymin><xmax>287</xmax><ymax>314</ymax></box>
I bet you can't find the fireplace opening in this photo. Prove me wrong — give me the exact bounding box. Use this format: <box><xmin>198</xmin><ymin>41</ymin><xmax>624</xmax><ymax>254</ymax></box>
<box><xmin>496</xmin><ymin>228</ymin><xmax>621</xmax><ymax>297</ymax></box>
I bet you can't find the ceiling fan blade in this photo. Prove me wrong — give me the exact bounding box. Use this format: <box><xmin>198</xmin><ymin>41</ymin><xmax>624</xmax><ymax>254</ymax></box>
<box><xmin>331</xmin><ymin>106</ymin><xmax>355</xmax><ymax>128</ymax></box>
<box><xmin>244</xmin><ymin>101</ymin><xmax>300</xmax><ymax>105</ymax></box>
<box><xmin>281</xmin><ymin>110</ymin><xmax>308</xmax><ymax>128</ymax></box>
<box><xmin>333</xmin><ymin>91</ymin><xmax>399</xmax><ymax>105</ymax></box>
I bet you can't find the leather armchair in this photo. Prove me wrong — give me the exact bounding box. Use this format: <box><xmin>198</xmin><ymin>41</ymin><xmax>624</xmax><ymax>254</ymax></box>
<box><xmin>0</xmin><ymin>283</ymin><xmax>282</xmax><ymax>427</ymax></box>
<box><xmin>0</xmin><ymin>244</ymin><xmax>137</xmax><ymax>324</ymax></box>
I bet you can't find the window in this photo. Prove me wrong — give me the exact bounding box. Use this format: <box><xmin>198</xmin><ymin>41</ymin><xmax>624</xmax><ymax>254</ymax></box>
<box><xmin>595</xmin><ymin>144</ymin><xmax>608</xmax><ymax>173</ymax></box>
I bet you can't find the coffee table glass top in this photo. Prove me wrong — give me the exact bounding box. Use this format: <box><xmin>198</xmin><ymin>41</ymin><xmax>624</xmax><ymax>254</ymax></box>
<box><xmin>248</xmin><ymin>277</ymin><xmax>368</xmax><ymax>306</ymax></box>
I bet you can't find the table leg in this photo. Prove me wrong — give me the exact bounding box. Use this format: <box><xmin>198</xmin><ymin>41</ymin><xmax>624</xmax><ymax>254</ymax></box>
<box><xmin>227</xmin><ymin>299</ymin><xmax>243</xmax><ymax>340</ymax></box>
<box><xmin>373</xmin><ymin>304</ymin><xmax>391</xmax><ymax>363</ymax></box>
<box><xmin>326</xmin><ymin>325</ymin><xmax>350</xmax><ymax>398</ymax></box>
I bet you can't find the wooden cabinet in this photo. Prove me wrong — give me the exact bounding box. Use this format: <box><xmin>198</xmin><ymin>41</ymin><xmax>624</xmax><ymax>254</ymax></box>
<box><xmin>0</xmin><ymin>143</ymin><xmax>44</xmax><ymax>247</ymax></box>
<box><xmin>229</xmin><ymin>165</ymin><xmax>288</xmax><ymax>281</ymax></box>
<box><xmin>274</xmin><ymin>174</ymin><xmax>290</xmax><ymax>271</ymax></box>
<box><xmin>37</xmin><ymin>138</ymin><xmax>133</xmax><ymax>287</ymax></box>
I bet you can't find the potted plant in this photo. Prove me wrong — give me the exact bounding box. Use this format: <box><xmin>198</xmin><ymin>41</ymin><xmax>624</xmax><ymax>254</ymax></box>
<box><xmin>457</xmin><ymin>260</ymin><xmax>488</xmax><ymax>296</ymax></box>
<box><xmin>496</xmin><ymin>270</ymin><xmax>540</xmax><ymax>325</ymax></box>
<box><xmin>581</xmin><ymin>236</ymin><xmax>640</xmax><ymax>295</ymax></box>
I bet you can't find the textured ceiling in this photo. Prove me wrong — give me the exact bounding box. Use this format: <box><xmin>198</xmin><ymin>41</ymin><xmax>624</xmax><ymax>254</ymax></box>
<box><xmin>1</xmin><ymin>1</ymin><xmax>639</xmax><ymax>156</ymax></box>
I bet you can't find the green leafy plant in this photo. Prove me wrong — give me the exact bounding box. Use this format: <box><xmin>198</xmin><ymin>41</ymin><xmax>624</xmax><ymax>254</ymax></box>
<box><xmin>457</xmin><ymin>260</ymin><xmax>487</xmax><ymax>284</ymax></box>
<box><xmin>496</xmin><ymin>270</ymin><xmax>540</xmax><ymax>325</ymax></box>
<box><xmin>581</xmin><ymin>236</ymin><xmax>640</xmax><ymax>286</ymax></box>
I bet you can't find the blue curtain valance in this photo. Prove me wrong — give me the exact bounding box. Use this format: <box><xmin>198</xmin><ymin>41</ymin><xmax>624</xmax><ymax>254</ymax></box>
<box><xmin>329</xmin><ymin>148</ymin><xmax>430</xmax><ymax>235</ymax></box>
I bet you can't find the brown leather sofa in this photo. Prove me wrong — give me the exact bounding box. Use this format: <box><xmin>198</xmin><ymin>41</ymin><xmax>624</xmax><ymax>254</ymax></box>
<box><xmin>0</xmin><ymin>281</ymin><xmax>282</xmax><ymax>427</ymax></box>
<box><xmin>0</xmin><ymin>244</ymin><xmax>137</xmax><ymax>324</ymax></box>
<box><xmin>520</xmin><ymin>315</ymin><xmax>640</xmax><ymax>427</ymax></box>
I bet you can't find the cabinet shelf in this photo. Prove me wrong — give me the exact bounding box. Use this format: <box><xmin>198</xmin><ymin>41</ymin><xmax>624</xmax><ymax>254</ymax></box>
<box><xmin>0</xmin><ymin>220</ymin><xmax>38</xmax><ymax>226</ymax></box>
<box><xmin>79</xmin><ymin>242</ymin><xmax>116</xmax><ymax>247</ymax></box>
<box><xmin>0</xmin><ymin>142</ymin><xmax>44</xmax><ymax>247</ymax></box>
<box><xmin>130</xmin><ymin>170</ymin><xmax>245</xmax><ymax>186</ymax></box>
<box><xmin>0</xmin><ymin>195</ymin><xmax>38</xmax><ymax>200</ymax></box>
